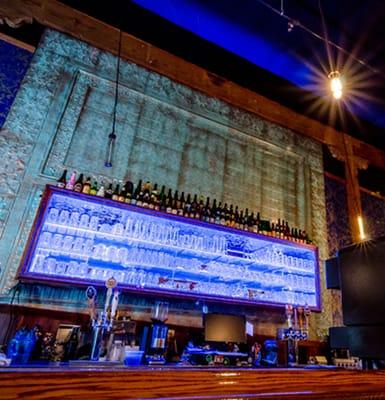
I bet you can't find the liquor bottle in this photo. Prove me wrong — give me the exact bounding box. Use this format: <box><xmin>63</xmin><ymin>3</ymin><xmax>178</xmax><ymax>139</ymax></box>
<box><xmin>234</xmin><ymin>206</ymin><xmax>240</xmax><ymax>229</ymax></box>
<box><xmin>56</xmin><ymin>169</ymin><xmax>67</xmax><ymax>188</ymax></box>
<box><xmin>65</xmin><ymin>171</ymin><xmax>77</xmax><ymax>190</ymax></box>
<box><xmin>124</xmin><ymin>181</ymin><xmax>134</xmax><ymax>204</ymax></box>
<box><xmin>284</xmin><ymin>221</ymin><xmax>290</xmax><ymax>240</ymax></box>
<box><xmin>271</xmin><ymin>222</ymin><xmax>275</xmax><ymax>237</ymax></box>
<box><xmin>160</xmin><ymin>193</ymin><xmax>167</xmax><ymax>212</ymax></box>
<box><xmin>224</xmin><ymin>203</ymin><xmax>230</xmax><ymax>226</ymax></box>
<box><xmin>171</xmin><ymin>190</ymin><xmax>179</xmax><ymax>214</ymax></box>
<box><xmin>210</xmin><ymin>199</ymin><xmax>217</xmax><ymax>224</ymax></box>
<box><xmin>183</xmin><ymin>194</ymin><xmax>191</xmax><ymax>217</ymax></box>
<box><xmin>96</xmin><ymin>182</ymin><xmax>105</xmax><ymax>197</ymax></box>
<box><xmin>298</xmin><ymin>229</ymin><xmax>304</xmax><ymax>244</ymax></box>
<box><xmin>248</xmin><ymin>212</ymin><xmax>255</xmax><ymax>232</ymax></box>
<box><xmin>239</xmin><ymin>210</ymin><xmax>244</xmax><ymax>230</ymax></box>
<box><xmin>215</xmin><ymin>202</ymin><xmax>222</xmax><ymax>224</ymax></box>
<box><xmin>118</xmin><ymin>181</ymin><xmax>126</xmax><ymax>202</ymax></box>
<box><xmin>220</xmin><ymin>203</ymin><xmax>226</xmax><ymax>226</ymax></box>
<box><xmin>203</xmin><ymin>197</ymin><xmax>211</xmax><ymax>222</ymax></box>
<box><xmin>291</xmin><ymin>227</ymin><xmax>295</xmax><ymax>242</ymax></box>
<box><xmin>136</xmin><ymin>188</ymin><xmax>144</xmax><ymax>207</ymax></box>
<box><xmin>112</xmin><ymin>183</ymin><xmax>120</xmax><ymax>201</ymax></box>
<box><xmin>149</xmin><ymin>184</ymin><xmax>158</xmax><ymax>210</ymax></box>
<box><xmin>228</xmin><ymin>204</ymin><xmax>234</xmax><ymax>227</ymax></box>
<box><xmin>166</xmin><ymin>189</ymin><xmax>173</xmax><ymax>213</ymax></box>
<box><xmin>105</xmin><ymin>183</ymin><xmax>113</xmax><ymax>199</ymax></box>
<box><xmin>131</xmin><ymin>179</ymin><xmax>142</xmax><ymax>206</ymax></box>
<box><xmin>243</xmin><ymin>208</ymin><xmax>249</xmax><ymax>231</ymax></box>
<box><xmin>190</xmin><ymin>194</ymin><xmax>198</xmax><ymax>218</ymax></box>
<box><xmin>154</xmin><ymin>185</ymin><xmax>163</xmax><ymax>211</ymax></box>
<box><xmin>90</xmin><ymin>181</ymin><xmax>98</xmax><ymax>195</ymax></box>
<box><xmin>171</xmin><ymin>198</ymin><xmax>178</xmax><ymax>215</ymax></box>
<box><xmin>294</xmin><ymin>228</ymin><xmax>299</xmax><ymax>242</ymax></box>
<box><xmin>254</xmin><ymin>212</ymin><xmax>260</xmax><ymax>233</ymax></box>
<box><xmin>178</xmin><ymin>192</ymin><xmax>185</xmax><ymax>216</ymax></box>
<box><xmin>196</xmin><ymin>196</ymin><xmax>204</xmax><ymax>220</ymax></box>
<box><xmin>73</xmin><ymin>173</ymin><xmax>84</xmax><ymax>192</ymax></box>
<box><xmin>82</xmin><ymin>177</ymin><xmax>91</xmax><ymax>194</ymax></box>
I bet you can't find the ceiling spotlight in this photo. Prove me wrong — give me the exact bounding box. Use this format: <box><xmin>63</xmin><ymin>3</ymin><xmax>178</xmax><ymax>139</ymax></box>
<box><xmin>287</xmin><ymin>21</ymin><xmax>294</xmax><ymax>32</ymax></box>
<box><xmin>328</xmin><ymin>70</ymin><xmax>343</xmax><ymax>99</ymax></box>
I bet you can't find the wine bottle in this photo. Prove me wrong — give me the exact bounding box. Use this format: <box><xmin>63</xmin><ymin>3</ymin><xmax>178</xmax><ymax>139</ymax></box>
<box><xmin>96</xmin><ymin>182</ymin><xmax>105</xmax><ymax>197</ymax></box>
<box><xmin>82</xmin><ymin>177</ymin><xmax>91</xmax><ymax>194</ymax></box>
<box><xmin>254</xmin><ymin>212</ymin><xmax>260</xmax><ymax>233</ymax></box>
<box><xmin>131</xmin><ymin>179</ymin><xmax>142</xmax><ymax>206</ymax></box>
<box><xmin>220</xmin><ymin>203</ymin><xmax>226</xmax><ymax>226</ymax></box>
<box><xmin>149</xmin><ymin>184</ymin><xmax>158</xmax><ymax>210</ymax></box>
<box><xmin>105</xmin><ymin>183</ymin><xmax>113</xmax><ymax>199</ymax></box>
<box><xmin>56</xmin><ymin>169</ymin><xmax>67</xmax><ymax>188</ymax></box>
<box><xmin>125</xmin><ymin>180</ymin><xmax>134</xmax><ymax>204</ymax></box>
<box><xmin>73</xmin><ymin>173</ymin><xmax>84</xmax><ymax>192</ymax></box>
<box><xmin>184</xmin><ymin>194</ymin><xmax>191</xmax><ymax>217</ymax></box>
<box><xmin>234</xmin><ymin>206</ymin><xmax>240</xmax><ymax>229</ymax></box>
<box><xmin>166</xmin><ymin>189</ymin><xmax>173</xmax><ymax>213</ymax></box>
<box><xmin>203</xmin><ymin>197</ymin><xmax>211</xmax><ymax>222</ymax></box>
<box><xmin>172</xmin><ymin>190</ymin><xmax>179</xmax><ymax>214</ymax></box>
<box><xmin>243</xmin><ymin>208</ymin><xmax>249</xmax><ymax>231</ymax></box>
<box><xmin>224</xmin><ymin>203</ymin><xmax>230</xmax><ymax>226</ymax></box>
<box><xmin>178</xmin><ymin>192</ymin><xmax>185</xmax><ymax>216</ymax></box>
<box><xmin>112</xmin><ymin>183</ymin><xmax>120</xmax><ymax>201</ymax></box>
<box><xmin>90</xmin><ymin>181</ymin><xmax>98</xmax><ymax>195</ymax></box>
<box><xmin>239</xmin><ymin>210</ymin><xmax>244</xmax><ymax>230</ymax></box>
<box><xmin>65</xmin><ymin>171</ymin><xmax>77</xmax><ymax>190</ymax></box>
<box><xmin>118</xmin><ymin>181</ymin><xmax>126</xmax><ymax>202</ymax></box>
<box><xmin>190</xmin><ymin>194</ymin><xmax>198</xmax><ymax>218</ymax></box>
<box><xmin>210</xmin><ymin>199</ymin><xmax>217</xmax><ymax>224</ymax></box>
<box><xmin>160</xmin><ymin>193</ymin><xmax>167</xmax><ymax>212</ymax></box>
<box><xmin>215</xmin><ymin>202</ymin><xmax>222</xmax><ymax>224</ymax></box>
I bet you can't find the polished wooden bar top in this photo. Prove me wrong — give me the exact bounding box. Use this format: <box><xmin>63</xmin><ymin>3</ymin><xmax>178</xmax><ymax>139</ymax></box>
<box><xmin>2</xmin><ymin>365</ymin><xmax>385</xmax><ymax>400</ymax></box>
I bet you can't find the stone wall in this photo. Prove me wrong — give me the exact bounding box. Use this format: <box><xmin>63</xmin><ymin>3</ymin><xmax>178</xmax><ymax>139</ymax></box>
<box><xmin>0</xmin><ymin>29</ymin><xmax>330</xmax><ymax>337</ymax></box>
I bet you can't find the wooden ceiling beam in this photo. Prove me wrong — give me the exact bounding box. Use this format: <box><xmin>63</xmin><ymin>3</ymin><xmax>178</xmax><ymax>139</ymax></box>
<box><xmin>2</xmin><ymin>0</ymin><xmax>385</xmax><ymax>170</ymax></box>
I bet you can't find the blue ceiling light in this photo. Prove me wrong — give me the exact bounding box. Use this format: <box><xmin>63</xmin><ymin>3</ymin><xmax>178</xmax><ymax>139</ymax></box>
<box><xmin>132</xmin><ymin>0</ymin><xmax>312</xmax><ymax>87</ymax></box>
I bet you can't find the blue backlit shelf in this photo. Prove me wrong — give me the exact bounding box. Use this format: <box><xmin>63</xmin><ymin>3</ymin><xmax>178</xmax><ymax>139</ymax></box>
<box><xmin>19</xmin><ymin>186</ymin><xmax>321</xmax><ymax>310</ymax></box>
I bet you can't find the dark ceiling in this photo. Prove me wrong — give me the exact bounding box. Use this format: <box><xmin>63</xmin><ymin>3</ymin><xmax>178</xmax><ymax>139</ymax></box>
<box><xmin>57</xmin><ymin>0</ymin><xmax>385</xmax><ymax>149</ymax></box>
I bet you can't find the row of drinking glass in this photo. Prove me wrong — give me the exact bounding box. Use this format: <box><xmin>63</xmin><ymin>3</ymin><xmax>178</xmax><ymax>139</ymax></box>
<box><xmin>46</xmin><ymin>208</ymin><xmax>228</xmax><ymax>254</ymax></box>
<box><xmin>41</xmin><ymin>219</ymin><xmax>314</xmax><ymax>278</ymax></box>
<box><xmin>37</xmin><ymin>231</ymin><xmax>315</xmax><ymax>293</ymax></box>
<box><xmin>30</xmin><ymin>255</ymin><xmax>316</xmax><ymax>306</ymax></box>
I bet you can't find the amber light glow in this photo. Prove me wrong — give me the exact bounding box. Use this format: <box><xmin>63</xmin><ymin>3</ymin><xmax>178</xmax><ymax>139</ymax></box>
<box><xmin>357</xmin><ymin>215</ymin><xmax>366</xmax><ymax>241</ymax></box>
<box><xmin>329</xmin><ymin>70</ymin><xmax>343</xmax><ymax>99</ymax></box>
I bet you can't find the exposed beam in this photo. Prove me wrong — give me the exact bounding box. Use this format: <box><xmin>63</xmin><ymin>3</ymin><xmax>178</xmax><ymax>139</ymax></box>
<box><xmin>1</xmin><ymin>0</ymin><xmax>385</xmax><ymax>170</ymax></box>
<box><xmin>0</xmin><ymin>32</ymin><xmax>35</xmax><ymax>52</ymax></box>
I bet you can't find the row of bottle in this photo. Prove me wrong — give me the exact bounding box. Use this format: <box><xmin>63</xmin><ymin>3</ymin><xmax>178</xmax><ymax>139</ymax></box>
<box><xmin>56</xmin><ymin>170</ymin><xmax>312</xmax><ymax>244</ymax></box>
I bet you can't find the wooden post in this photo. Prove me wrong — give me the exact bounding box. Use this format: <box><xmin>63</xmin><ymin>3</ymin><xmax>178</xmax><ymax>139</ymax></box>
<box><xmin>328</xmin><ymin>134</ymin><xmax>368</xmax><ymax>243</ymax></box>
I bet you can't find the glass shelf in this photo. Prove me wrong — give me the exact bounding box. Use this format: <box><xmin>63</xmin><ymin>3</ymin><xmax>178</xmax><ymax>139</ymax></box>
<box><xmin>19</xmin><ymin>186</ymin><xmax>321</xmax><ymax>310</ymax></box>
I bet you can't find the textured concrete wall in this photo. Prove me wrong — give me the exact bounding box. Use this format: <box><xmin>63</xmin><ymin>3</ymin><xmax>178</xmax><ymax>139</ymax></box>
<box><xmin>0</xmin><ymin>30</ymin><xmax>331</xmax><ymax>337</ymax></box>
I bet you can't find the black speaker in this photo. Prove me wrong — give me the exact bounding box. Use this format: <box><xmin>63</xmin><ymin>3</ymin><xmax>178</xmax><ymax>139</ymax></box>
<box><xmin>325</xmin><ymin>256</ymin><xmax>340</xmax><ymax>289</ymax></box>
<box><xmin>329</xmin><ymin>326</ymin><xmax>349</xmax><ymax>349</ymax></box>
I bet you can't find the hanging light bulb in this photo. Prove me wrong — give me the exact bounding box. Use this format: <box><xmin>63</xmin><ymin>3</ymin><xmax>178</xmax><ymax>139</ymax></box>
<box><xmin>328</xmin><ymin>70</ymin><xmax>343</xmax><ymax>99</ymax></box>
<box><xmin>104</xmin><ymin>132</ymin><xmax>117</xmax><ymax>168</ymax></box>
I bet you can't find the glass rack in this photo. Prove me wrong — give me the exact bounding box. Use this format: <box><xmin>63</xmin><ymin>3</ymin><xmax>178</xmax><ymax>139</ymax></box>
<box><xmin>19</xmin><ymin>186</ymin><xmax>320</xmax><ymax>310</ymax></box>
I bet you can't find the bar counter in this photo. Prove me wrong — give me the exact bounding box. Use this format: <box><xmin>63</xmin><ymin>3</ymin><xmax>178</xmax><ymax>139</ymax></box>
<box><xmin>2</xmin><ymin>366</ymin><xmax>385</xmax><ymax>399</ymax></box>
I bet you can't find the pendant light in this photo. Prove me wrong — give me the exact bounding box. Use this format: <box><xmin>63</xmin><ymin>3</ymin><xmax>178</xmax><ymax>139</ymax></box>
<box><xmin>105</xmin><ymin>28</ymin><xmax>122</xmax><ymax>168</ymax></box>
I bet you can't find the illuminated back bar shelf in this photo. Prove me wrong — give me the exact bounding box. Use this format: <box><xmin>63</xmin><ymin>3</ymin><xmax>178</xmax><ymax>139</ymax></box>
<box><xmin>19</xmin><ymin>186</ymin><xmax>320</xmax><ymax>310</ymax></box>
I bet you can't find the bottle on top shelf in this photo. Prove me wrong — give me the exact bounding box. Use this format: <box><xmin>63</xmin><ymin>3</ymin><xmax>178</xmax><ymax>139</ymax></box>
<box><xmin>54</xmin><ymin>170</ymin><xmax>313</xmax><ymax>244</ymax></box>
<box><xmin>65</xmin><ymin>171</ymin><xmax>77</xmax><ymax>190</ymax></box>
<box><xmin>56</xmin><ymin>169</ymin><xmax>67</xmax><ymax>188</ymax></box>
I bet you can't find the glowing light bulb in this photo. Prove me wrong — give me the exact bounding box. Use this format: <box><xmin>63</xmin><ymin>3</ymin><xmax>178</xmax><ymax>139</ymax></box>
<box><xmin>328</xmin><ymin>71</ymin><xmax>343</xmax><ymax>99</ymax></box>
